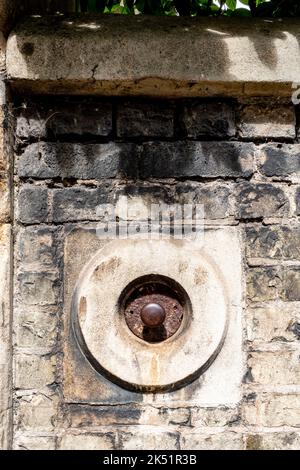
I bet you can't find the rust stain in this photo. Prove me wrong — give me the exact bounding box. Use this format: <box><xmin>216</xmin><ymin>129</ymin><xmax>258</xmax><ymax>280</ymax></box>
<box><xmin>194</xmin><ymin>267</ymin><xmax>208</xmax><ymax>285</ymax></box>
<box><xmin>150</xmin><ymin>355</ymin><xmax>158</xmax><ymax>384</ymax></box>
<box><xmin>179</xmin><ymin>261</ymin><xmax>188</xmax><ymax>273</ymax></box>
<box><xmin>93</xmin><ymin>256</ymin><xmax>121</xmax><ymax>280</ymax></box>
<box><xmin>79</xmin><ymin>296</ymin><xmax>87</xmax><ymax>324</ymax></box>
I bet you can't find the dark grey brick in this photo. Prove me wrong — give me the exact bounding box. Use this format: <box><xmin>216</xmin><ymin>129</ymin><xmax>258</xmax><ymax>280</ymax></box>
<box><xmin>238</xmin><ymin>104</ymin><xmax>296</xmax><ymax>140</ymax></box>
<box><xmin>18</xmin><ymin>142</ymin><xmax>139</xmax><ymax>180</ymax></box>
<box><xmin>16</xmin><ymin>100</ymin><xmax>112</xmax><ymax>139</ymax></box>
<box><xmin>259</xmin><ymin>144</ymin><xmax>300</xmax><ymax>177</ymax></box>
<box><xmin>245</xmin><ymin>226</ymin><xmax>282</xmax><ymax>260</ymax></box>
<box><xmin>247</xmin><ymin>267</ymin><xmax>283</xmax><ymax>302</ymax></box>
<box><xmin>116</xmin><ymin>183</ymin><xmax>174</xmax><ymax>205</ymax></box>
<box><xmin>17</xmin><ymin>186</ymin><xmax>48</xmax><ymax>224</ymax></box>
<box><xmin>117</xmin><ymin>101</ymin><xmax>174</xmax><ymax>138</ymax></box>
<box><xmin>68</xmin><ymin>405</ymin><xmax>142</xmax><ymax>427</ymax></box>
<box><xmin>52</xmin><ymin>184</ymin><xmax>178</xmax><ymax>223</ymax></box>
<box><xmin>52</xmin><ymin>185</ymin><xmax>113</xmax><ymax>222</ymax></box>
<box><xmin>140</xmin><ymin>142</ymin><xmax>254</xmax><ymax>179</ymax></box>
<box><xmin>236</xmin><ymin>183</ymin><xmax>290</xmax><ymax>219</ymax></box>
<box><xmin>246</xmin><ymin>225</ymin><xmax>300</xmax><ymax>260</ymax></box>
<box><xmin>179</xmin><ymin>101</ymin><xmax>235</xmax><ymax>138</ymax></box>
<box><xmin>175</xmin><ymin>183</ymin><xmax>232</xmax><ymax>219</ymax></box>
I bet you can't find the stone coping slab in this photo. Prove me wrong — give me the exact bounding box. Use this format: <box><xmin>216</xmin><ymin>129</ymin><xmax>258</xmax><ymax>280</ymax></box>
<box><xmin>6</xmin><ymin>15</ymin><xmax>300</xmax><ymax>97</ymax></box>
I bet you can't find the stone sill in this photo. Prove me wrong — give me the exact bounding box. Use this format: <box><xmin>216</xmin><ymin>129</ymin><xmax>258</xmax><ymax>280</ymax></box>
<box><xmin>6</xmin><ymin>14</ymin><xmax>300</xmax><ymax>97</ymax></box>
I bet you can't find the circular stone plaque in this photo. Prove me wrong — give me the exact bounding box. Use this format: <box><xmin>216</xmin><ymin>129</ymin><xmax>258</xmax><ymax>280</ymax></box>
<box><xmin>72</xmin><ymin>239</ymin><xmax>229</xmax><ymax>392</ymax></box>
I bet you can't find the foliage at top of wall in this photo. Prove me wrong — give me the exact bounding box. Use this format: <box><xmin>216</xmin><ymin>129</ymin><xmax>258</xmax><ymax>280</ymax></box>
<box><xmin>76</xmin><ymin>0</ymin><xmax>300</xmax><ymax>17</ymax></box>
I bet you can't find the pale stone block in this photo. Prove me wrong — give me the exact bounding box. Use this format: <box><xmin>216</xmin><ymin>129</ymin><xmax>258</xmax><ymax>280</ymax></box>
<box><xmin>14</xmin><ymin>434</ymin><xmax>56</xmax><ymax>450</ymax></box>
<box><xmin>15</xmin><ymin>392</ymin><xmax>58</xmax><ymax>431</ymax></box>
<box><xmin>246</xmin><ymin>304</ymin><xmax>300</xmax><ymax>344</ymax></box>
<box><xmin>0</xmin><ymin>178</ymin><xmax>10</xmax><ymax>222</ymax></box>
<box><xmin>243</xmin><ymin>394</ymin><xmax>300</xmax><ymax>427</ymax></box>
<box><xmin>15</xmin><ymin>307</ymin><xmax>58</xmax><ymax>350</ymax></box>
<box><xmin>181</xmin><ymin>431</ymin><xmax>243</xmax><ymax>450</ymax></box>
<box><xmin>139</xmin><ymin>407</ymin><xmax>190</xmax><ymax>427</ymax></box>
<box><xmin>14</xmin><ymin>354</ymin><xmax>56</xmax><ymax>390</ymax></box>
<box><xmin>0</xmin><ymin>224</ymin><xmax>11</xmax><ymax>449</ymax></box>
<box><xmin>64</xmin><ymin>226</ymin><xmax>243</xmax><ymax>407</ymax></box>
<box><xmin>59</xmin><ymin>432</ymin><xmax>115</xmax><ymax>450</ymax></box>
<box><xmin>191</xmin><ymin>407</ymin><xmax>240</xmax><ymax>428</ymax></box>
<box><xmin>249</xmin><ymin>350</ymin><xmax>300</xmax><ymax>386</ymax></box>
<box><xmin>121</xmin><ymin>429</ymin><xmax>178</xmax><ymax>450</ymax></box>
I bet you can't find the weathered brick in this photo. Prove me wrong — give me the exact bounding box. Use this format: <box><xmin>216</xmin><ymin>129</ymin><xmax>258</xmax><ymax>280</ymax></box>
<box><xmin>246</xmin><ymin>433</ymin><xmax>300</xmax><ymax>450</ymax></box>
<box><xmin>181</xmin><ymin>431</ymin><xmax>243</xmax><ymax>450</ymax></box>
<box><xmin>11</xmin><ymin>95</ymin><xmax>300</xmax><ymax>448</ymax></box>
<box><xmin>16</xmin><ymin>226</ymin><xmax>60</xmax><ymax>270</ymax></box>
<box><xmin>121</xmin><ymin>429</ymin><xmax>179</xmax><ymax>450</ymax></box>
<box><xmin>117</xmin><ymin>183</ymin><xmax>174</xmax><ymax>205</ymax></box>
<box><xmin>117</xmin><ymin>101</ymin><xmax>174</xmax><ymax>138</ymax></box>
<box><xmin>248</xmin><ymin>351</ymin><xmax>300</xmax><ymax>385</ymax></box>
<box><xmin>259</xmin><ymin>144</ymin><xmax>300</xmax><ymax>178</ymax></box>
<box><xmin>51</xmin><ymin>185</ymin><xmax>112</xmax><ymax>222</ymax></box>
<box><xmin>68</xmin><ymin>404</ymin><xmax>190</xmax><ymax>428</ymax></box>
<box><xmin>15</xmin><ymin>391</ymin><xmax>59</xmax><ymax>431</ymax></box>
<box><xmin>191</xmin><ymin>407</ymin><xmax>240</xmax><ymax>427</ymax></box>
<box><xmin>245</xmin><ymin>225</ymin><xmax>281</xmax><ymax>259</ymax></box>
<box><xmin>15</xmin><ymin>307</ymin><xmax>58</xmax><ymax>350</ymax></box>
<box><xmin>68</xmin><ymin>405</ymin><xmax>142</xmax><ymax>428</ymax></box>
<box><xmin>14</xmin><ymin>354</ymin><xmax>56</xmax><ymax>389</ymax></box>
<box><xmin>246</xmin><ymin>304</ymin><xmax>300</xmax><ymax>343</ymax></box>
<box><xmin>140</xmin><ymin>142</ymin><xmax>254</xmax><ymax>179</ymax></box>
<box><xmin>17</xmin><ymin>272</ymin><xmax>60</xmax><ymax>306</ymax></box>
<box><xmin>295</xmin><ymin>187</ymin><xmax>300</xmax><ymax>214</ymax></box>
<box><xmin>0</xmin><ymin>178</ymin><xmax>10</xmax><ymax>223</ymax></box>
<box><xmin>175</xmin><ymin>183</ymin><xmax>233</xmax><ymax>219</ymax></box>
<box><xmin>51</xmin><ymin>183</ymin><xmax>179</xmax><ymax>223</ymax></box>
<box><xmin>18</xmin><ymin>142</ymin><xmax>139</xmax><ymax>180</ymax></box>
<box><xmin>243</xmin><ymin>394</ymin><xmax>300</xmax><ymax>427</ymax></box>
<box><xmin>236</xmin><ymin>183</ymin><xmax>289</xmax><ymax>219</ymax></box>
<box><xmin>179</xmin><ymin>101</ymin><xmax>235</xmax><ymax>138</ymax></box>
<box><xmin>14</xmin><ymin>435</ymin><xmax>56</xmax><ymax>450</ymax></box>
<box><xmin>139</xmin><ymin>407</ymin><xmax>191</xmax><ymax>427</ymax></box>
<box><xmin>284</xmin><ymin>268</ymin><xmax>300</xmax><ymax>301</ymax></box>
<box><xmin>239</xmin><ymin>104</ymin><xmax>296</xmax><ymax>140</ymax></box>
<box><xmin>59</xmin><ymin>432</ymin><xmax>115</xmax><ymax>450</ymax></box>
<box><xmin>17</xmin><ymin>186</ymin><xmax>48</xmax><ymax>224</ymax></box>
<box><xmin>0</xmin><ymin>224</ymin><xmax>11</xmax><ymax>450</ymax></box>
<box><xmin>247</xmin><ymin>267</ymin><xmax>282</xmax><ymax>302</ymax></box>
<box><xmin>246</xmin><ymin>225</ymin><xmax>300</xmax><ymax>260</ymax></box>
<box><xmin>16</xmin><ymin>100</ymin><xmax>112</xmax><ymax>139</ymax></box>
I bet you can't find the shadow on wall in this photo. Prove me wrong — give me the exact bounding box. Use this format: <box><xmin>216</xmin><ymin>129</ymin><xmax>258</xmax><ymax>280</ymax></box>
<box><xmin>17</xmin><ymin>137</ymin><xmax>249</xmax><ymax>181</ymax></box>
<box><xmin>16</xmin><ymin>0</ymin><xmax>77</xmax><ymax>15</ymax></box>
<box><xmin>10</xmin><ymin>14</ymin><xmax>300</xmax><ymax>88</ymax></box>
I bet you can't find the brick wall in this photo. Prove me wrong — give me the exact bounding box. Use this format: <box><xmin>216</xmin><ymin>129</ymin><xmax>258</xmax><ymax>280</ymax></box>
<box><xmin>12</xmin><ymin>96</ymin><xmax>300</xmax><ymax>450</ymax></box>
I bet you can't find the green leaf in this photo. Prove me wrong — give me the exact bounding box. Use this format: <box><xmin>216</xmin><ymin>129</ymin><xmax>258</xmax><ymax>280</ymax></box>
<box><xmin>226</xmin><ymin>0</ymin><xmax>236</xmax><ymax>9</ymax></box>
<box><xmin>229</xmin><ymin>7</ymin><xmax>252</xmax><ymax>16</ymax></box>
<box><xmin>135</xmin><ymin>0</ymin><xmax>146</xmax><ymax>13</ymax></box>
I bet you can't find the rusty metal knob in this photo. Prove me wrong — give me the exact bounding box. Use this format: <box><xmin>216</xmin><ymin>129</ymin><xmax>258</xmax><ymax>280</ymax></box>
<box><xmin>140</xmin><ymin>302</ymin><xmax>166</xmax><ymax>328</ymax></box>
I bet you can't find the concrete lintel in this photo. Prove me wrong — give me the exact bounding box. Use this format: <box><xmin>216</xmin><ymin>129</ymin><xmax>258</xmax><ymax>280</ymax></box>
<box><xmin>6</xmin><ymin>15</ymin><xmax>300</xmax><ymax>98</ymax></box>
